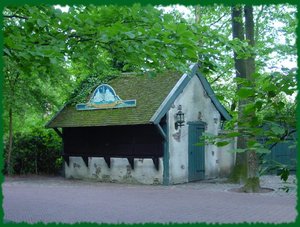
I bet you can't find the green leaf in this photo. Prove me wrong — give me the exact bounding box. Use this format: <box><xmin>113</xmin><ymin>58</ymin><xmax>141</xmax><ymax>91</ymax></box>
<box><xmin>254</xmin><ymin>100</ymin><xmax>264</xmax><ymax>111</ymax></box>
<box><xmin>277</xmin><ymin>101</ymin><xmax>285</xmax><ymax>109</ymax></box>
<box><xmin>195</xmin><ymin>142</ymin><xmax>205</xmax><ymax>147</ymax></box>
<box><xmin>255</xmin><ymin>148</ymin><xmax>270</xmax><ymax>154</ymax></box>
<box><xmin>167</xmin><ymin>49</ymin><xmax>176</xmax><ymax>57</ymax></box>
<box><xmin>216</xmin><ymin>94</ymin><xmax>224</xmax><ymax>101</ymax></box>
<box><xmin>124</xmin><ymin>31</ymin><xmax>135</xmax><ymax>39</ymax></box>
<box><xmin>3</xmin><ymin>48</ymin><xmax>12</xmax><ymax>57</ymax></box>
<box><xmin>216</xmin><ymin>141</ymin><xmax>230</xmax><ymax>147</ymax></box>
<box><xmin>247</xmin><ymin>140</ymin><xmax>257</xmax><ymax>147</ymax></box>
<box><xmin>236</xmin><ymin>87</ymin><xmax>255</xmax><ymax>98</ymax></box>
<box><xmin>243</xmin><ymin>103</ymin><xmax>256</xmax><ymax>115</ymax></box>
<box><xmin>271</xmin><ymin>125</ymin><xmax>285</xmax><ymax>135</ymax></box>
<box><xmin>226</xmin><ymin>132</ymin><xmax>240</xmax><ymax>138</ymax></box>
<box><xmin>278</xmin><ymin>167</ymin><xmax>290</xmax><ymax>182</ymax></box>
<box><xmin>251</xmin><ymin>73</ymin><xmax>261</xmax><ymax>79</ymax></box>
<box><xmin>267</xmin><ymin>91</ymin><xmax>276</xmax><ymax>98</ymax></box>
<box><xmin>263</xmin><ymin>83</ymin><xmax>277</xmax><ymax>92</ymax></box>
<box><xmin>99</xmin><ymin>34</ymin><xmax>109</xmax><ymax>42</ymax></box>
<box><xmin>37</xmin><ymin>19</ymin><xmax>47</xmax><ymax>27</ymax></box>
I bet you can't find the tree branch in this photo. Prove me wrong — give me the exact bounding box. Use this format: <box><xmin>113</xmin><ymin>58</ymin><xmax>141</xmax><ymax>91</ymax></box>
<box><xmin>4</xmin><ymin>14</ymin><xmax>28</xmax><ymax>20</ymax></box>
<box><xmin>268</xmin><ymin>129</ymin><xmax>296</xmax><ymax>150</ymax></box>
<box><xmin>210</xmin><ymin>74</ymin><xmax>223</xmax><ymax>84</ymax></box>
<box><xmin>209</xmin><ymin>13</ymin><xmax>227</xmax><ymax>27</ymax></box>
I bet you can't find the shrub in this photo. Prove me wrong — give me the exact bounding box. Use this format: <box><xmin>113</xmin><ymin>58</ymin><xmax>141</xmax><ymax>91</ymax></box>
<box><xmin>3</xmin><ymin>128</ymin><xmax>62</xmax><ymax>175</ymax></box>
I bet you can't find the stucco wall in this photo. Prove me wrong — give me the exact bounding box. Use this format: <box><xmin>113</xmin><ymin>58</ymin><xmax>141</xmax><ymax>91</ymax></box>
<box><xmin>167</xmin><ymin>76</ymin><xmax>234</xmax><ymax>184</ymax></box>
<box><xmin>65</xmin><ymin>157</ymin><xmax>163</xmax><ymax>184</ymax></box>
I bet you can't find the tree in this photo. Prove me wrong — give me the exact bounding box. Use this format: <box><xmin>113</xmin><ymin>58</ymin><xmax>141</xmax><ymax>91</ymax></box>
<box><xmin>194</xmin><ymin>4</ymin><xmax>296</xmax><ymax>191</ymax></box>
<box><xmin>3</xmin><ymin>6</ymin><xmax>75</xmax><ymax>174</ymax></box>
<box><xmin>242</xmin><ymin>5</ymin><xmax>260</xmax><ymax>191</ymax></box>
<box><xmin>232</xmin><ymin>5</ymin><xmax>297</xmax><ymax>192</ymax></box>
<box><xmin>229</xmin><ymin>5</ymin><xmax>249</xmax><ymax>186</ymax></box>
<box><xmin>3</xmin><ymin>4</ymin><xmax>203</xmax><ymax>174</ymax></box>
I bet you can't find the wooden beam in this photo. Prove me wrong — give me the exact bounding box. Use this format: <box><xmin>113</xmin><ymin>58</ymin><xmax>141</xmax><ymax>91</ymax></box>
<box><xmin>104</xmin><ymin>157</ymin><xmax>111</xmax><ymax>168</ymax></box>
<box><xmin>63</xmin><ymin>155</ymin><xmax>69</xmax><ymax>166</ymax></box>
<box><xmin>82</xmin><ymin>156</ymin><xmax>89</xmax><ymax>167</ymax></box>
<box><xmin>53</xmin><ymin>128</ymin><xmax>63</xmax><ymax>138</ymax></box>
<box><xmin>127</xmin><ymin>157</ymin><xmax>134</xmax><ymax>169</ymax></box>
<box><xmin>152</xmin><ymin>157</ymin><xmax>159</xmax><ymax>171</ymax></box>
<box><xmin>156</xmin><ymin>123</ymin><xmax>167</xmax><ymax>141</ymax></box>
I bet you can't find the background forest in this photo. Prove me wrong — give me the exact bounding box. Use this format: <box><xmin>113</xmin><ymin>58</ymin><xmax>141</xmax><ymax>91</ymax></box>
<box><xmin>2</xmin><ymin>4</ymin><xmax>297</xmax><ymax>187</ymax></box>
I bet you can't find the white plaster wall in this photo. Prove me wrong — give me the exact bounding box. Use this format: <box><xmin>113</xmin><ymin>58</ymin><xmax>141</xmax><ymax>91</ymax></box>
<box><xmin>65</xmin><ymin>157</ymin><xmax>163</xmax><ymax>184</ymax></box>
<box><xmin>168</xmin><ymin>76</ymin><xmax>234</xmax><ymax>183</ymax></box>
<box><xmin>217</xmin><ymin>135</ymin><xmax>236</xmax><ymax>177</ymax></box>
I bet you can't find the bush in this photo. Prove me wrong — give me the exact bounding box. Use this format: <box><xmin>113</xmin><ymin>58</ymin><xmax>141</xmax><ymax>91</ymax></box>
<box><xmin>3</xmin><ymin>128</ymin><xmax>63</xmax><ymax>175</ymax></box>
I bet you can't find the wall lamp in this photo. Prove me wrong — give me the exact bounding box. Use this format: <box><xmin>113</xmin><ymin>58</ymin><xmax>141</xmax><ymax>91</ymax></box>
<box><xmin>175</xmin><ymin>105</ymin><xmax>185</xmax><ymax>130</ymax></box>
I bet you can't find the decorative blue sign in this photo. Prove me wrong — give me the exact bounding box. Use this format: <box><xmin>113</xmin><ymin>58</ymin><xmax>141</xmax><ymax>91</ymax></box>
<box><xmin>76</xmin><ymin>84</ymin><xmax>136</xmax><ymax>110</ymax></box>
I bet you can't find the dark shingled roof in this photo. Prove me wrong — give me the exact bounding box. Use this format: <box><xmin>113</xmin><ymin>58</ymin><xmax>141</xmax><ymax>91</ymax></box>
<box><xmin>46</xmin><ymin>71</ymin><xmax>183</xmax><ymax>128</ymax></box>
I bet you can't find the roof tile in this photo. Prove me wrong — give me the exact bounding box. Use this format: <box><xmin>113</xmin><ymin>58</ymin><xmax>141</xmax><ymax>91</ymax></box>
<box><xmin>46</xmin><ymin>72</ymin><xmax>182</xmax><ymax>128</ymax></box>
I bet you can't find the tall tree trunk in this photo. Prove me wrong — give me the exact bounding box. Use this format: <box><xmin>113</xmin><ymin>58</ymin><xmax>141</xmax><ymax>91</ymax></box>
<box><xmin>7</xmin><ymin>106</ymin><xmax>13</xmax><ymax>175</ymax></box>
<box><xmin>230</xmin><ymin>5</ymin><xmax>260</xmax><ymax>192</ymax></box>
<box><xmin>244</xmin><ymin>6</ymin><xmax>255</xmax><ymax>78</ymax></box>
<box><xmin>229</xmin><ymin>5</ymin><xmax>248</xmax><ymax>183</ymax></box>
<box><xmin>243</xmin><ymin>5</ymin><xmax>260</xmax><ymax>192</ymax></box>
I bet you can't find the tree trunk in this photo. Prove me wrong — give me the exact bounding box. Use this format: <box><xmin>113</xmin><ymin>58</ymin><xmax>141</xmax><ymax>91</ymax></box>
<box><xmin>244</xmin><ymin>6</ymin><xmax>255</xmax><ymax>79</ymax></box>
<box><xmin>7</xmin><ymin>106</ymin><xmax>13</xmax><ymax>175</ymax></box>
<box><xmin>230</xmin><ymin>6</ymin><xmax>260</xmax><ymax>192</ymax></box>
<box><xmin>243</xmin><ymin>5</ymin><xmax>260</xmax><ymax>192</ymax></box>
<box><xmin>229</xmin><ymin>6</ymin><xmax>248</xmax><ymax>183</ymax></box>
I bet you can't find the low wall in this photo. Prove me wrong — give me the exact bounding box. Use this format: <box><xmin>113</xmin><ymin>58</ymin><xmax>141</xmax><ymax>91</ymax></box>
<box><xmin>64</xmin><ymin>157</ymin><xmax>164</xmax><ymax>184</ymax></box>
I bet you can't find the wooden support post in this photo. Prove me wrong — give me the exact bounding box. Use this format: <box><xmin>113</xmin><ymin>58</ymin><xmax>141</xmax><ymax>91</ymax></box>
<box><xmin>63</xmin><ymin>155</ymin><xmax>69</xmax><ymax>166</ymax></box>
<box><xmin>104</xmin><ymin>157</ymin><xmax>111</xmax><ymax>168</ymax></box>
<box><xmin>82</xmin><ymin>156</ymin><xmax>89</xmax><ymax>167</ymax></box>
<box><xmin>53</xmin><ymin>128</ymin><xmax>63</xmax><ymax>138</ymax></box>
<box><xmin>152</xmin><ymin>157</ymin><xmax>159</xmax><ymax>171</ymax></box>
<box><xmin>127</xmin><ymin>157</ymin><xmax>134</xmax><ymax>169</ymax></box>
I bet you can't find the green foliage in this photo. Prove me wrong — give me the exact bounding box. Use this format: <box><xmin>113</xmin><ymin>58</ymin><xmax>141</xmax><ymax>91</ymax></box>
<box><xmin>3</xmin><ymin>4</ymin><xmax>206</xmax><ymax>137</ymax></box>
<box><xmin>61</xmin><ymin>4</ymin><xmax>200</xmax><ymax>74</ymax></box>
<box><xmin>3</xmin><ymin>4</ymin><xmax>297</xmax><ymax>180</ymax></box>
<box><xmin>3</xmin><ymin>128</ymin><xmax>62</xmax><ymax>175</ymax></box>
<box><xmin>278</xmin><ymin>167</ymin><xmax>290</xmax><ymax>182</ymax></box>
<box><xmin>3</xmin><ymin>5</ymin><xmax>76</xmax><ymax>137</ymax></box>
<box><xmin>236</xmin><ymin>87</ymin><xmax>255</xmax><ymax>99</ymax></box>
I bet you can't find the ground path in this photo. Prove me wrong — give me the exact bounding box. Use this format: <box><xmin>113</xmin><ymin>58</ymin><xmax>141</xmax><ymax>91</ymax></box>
<box><xmin>3</xmin><ymin>175</ymin><xmax>297</xmax><ymax>224</ymax></box>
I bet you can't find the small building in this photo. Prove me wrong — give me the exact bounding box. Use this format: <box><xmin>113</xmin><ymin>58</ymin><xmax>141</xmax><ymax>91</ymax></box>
<box><xmin>46</xmin><ymin>64</ymin><xmax>235</xmax><ymax>185</ymax></box>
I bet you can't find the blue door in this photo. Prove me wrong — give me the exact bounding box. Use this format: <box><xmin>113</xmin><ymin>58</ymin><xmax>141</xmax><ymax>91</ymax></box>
<box><xmin>188</xmin><ymin>122</ymin><xmax>205</xmax><ymax>181</ymax></box>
